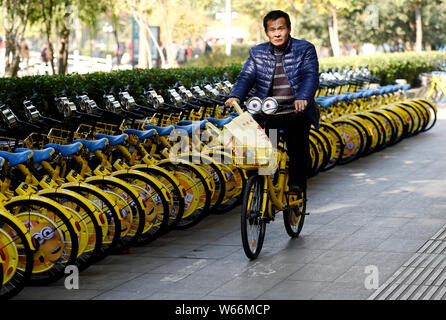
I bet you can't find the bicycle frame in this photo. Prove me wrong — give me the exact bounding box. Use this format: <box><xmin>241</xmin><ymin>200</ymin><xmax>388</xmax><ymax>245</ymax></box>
<box><xmin>245</xmin><ymin>148</ymin><xmax>302</xmax><ymax>220</ymax></box>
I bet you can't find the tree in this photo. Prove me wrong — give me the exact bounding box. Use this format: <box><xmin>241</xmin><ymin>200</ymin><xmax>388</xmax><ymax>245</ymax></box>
<box><xmin>105</xmin><ymin>0</ymin><xmax>128</xmax><ymax>65</ymax></box>
<box><xmin>230</xmin><ymin>0</ymin><xmax>282</xmax><ymax>44</ymax></box>
<box><xmin>414</xmin><ymin>0</ymin><xmax>422</xmax><ymax>51</ymax></box>
<box><xmin>151</xmin><ymin>0</ymin><xmax>212</xmax><ymax>65</ymax></box>
<box><xmin>30</xmin><ymin>0</ymin><xmax>57</xmax><ymax>74</ymax></box>
<box><xmin>57</xmin><ymin>0</ymin><xmax>106</xmax><ymax>74</ymax></box>
<box><xmin>124</xmin><ymin>0</ymin><xmax>166</xmax><ymax>68</ymax></box>
<box><xmin>56</xmin><ymin>0</ymin><xmax>71</xmax><ymax>74</ymax></box>
<box><xmin>289</xmin><ymin>0</ymin><xmax>330</xmax><ymax>48</ymax></box>
<box><xmin>422</xmin><ymin>0</ymin><xmax>446</xmax><ymax>49</ymax></box>
<box><xmin>29</xmin><ymin>0</ymin><xmax>106</xmax><ymax>74</ymax></box>
<box><xmin>2</xmin><ymin>0</ymin><xmax>32</xmax><ymax>77</ymax></box>
<box><xmin>313</xmin><ymin>0</ymin><xmax>350</xmax><ymax>57</ymax></box>
<box><xmin>288</xmin><ymin>0</ymin><xmax>305</xmax><ymax>38</ymax></box>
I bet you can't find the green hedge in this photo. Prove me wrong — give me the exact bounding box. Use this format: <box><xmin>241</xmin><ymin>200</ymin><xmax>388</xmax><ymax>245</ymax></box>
<box><xmin>319</xmin><ymin>51</ymin><xmax>446</xmax><ymax>86</ymax></box>
<box><xmin>0</xmin><ymin>66</ymin><xmax>241</xmax><ymax>119</ymax></box>
<box><xmin>0</xmin><ymin>51</ymin><xmax>445</xmax><ymax>120</ymax></box>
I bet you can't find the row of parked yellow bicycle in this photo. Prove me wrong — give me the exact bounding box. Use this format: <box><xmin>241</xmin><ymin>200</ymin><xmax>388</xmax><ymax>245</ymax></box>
<box><xmin>0</xmin><ymin>73</ymin><xmax>437</xmax><ymax>299</ymax></box>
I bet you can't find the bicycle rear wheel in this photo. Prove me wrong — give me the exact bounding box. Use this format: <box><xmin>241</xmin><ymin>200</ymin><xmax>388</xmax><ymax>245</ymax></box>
<box><xmin>283</xmin><ymin>190</ymin><xmax>306</xmax><ymax>238</ymax></box>
<box><xmin>241</xmin><ymin>175</ymin><xmax>266</xmax><ymax>260</ymax></box>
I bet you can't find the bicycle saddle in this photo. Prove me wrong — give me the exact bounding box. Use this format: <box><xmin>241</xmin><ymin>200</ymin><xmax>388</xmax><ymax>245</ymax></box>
<box><xmin>336</xmin><ymin>95</ymin><xmax>348</xmax><ymax>102</ymax></box>
<box><xmin>377</xmin><ymin>88</ymin><xmax>386</xmax><ymax>95</ymax></box>
<box><xmin>94</xmin><ymin>133</ymin><xmax>128</xmax><ymax>146</ymax></box>
<box><xmin>73</xmin><ymin>138</ymin><xmax>108</xmax><ymax>153</ymax></box>
<box><xmin>143</xmin><ymin>125</ymin><xmax>174</xmax><ymax>136</ymax></box>
<box><xmin>15</xmin><ymin>147</ymin><xmax>55</xmax><ymax>163</ymax></box>
<box><xmin>315</xmin><ymin>96</ymin><xmax>337</xmax><ymax>108</ymax></box>
<box><xmin>0</xmin><ymin>150</ymin><xmax>33</xmax><ymax>167</ymax></box>
<box><xmin>173</xmin><ymin>122</ymin><xmax>206</xmax><ymax>135</ymax></box>
<box><xmin>402</xmin><ymin>84</ymin><xmax>411</xmax><ymax>90</ymax></box>
<box><xmin>45</xmin><ymin>142</ymin><xmax>83</xmax><ymax>157</ymax></box>
<box><xmin>205</xmin><ymin>116</ymin><xmax>234</xmax><ymax>128</ymax></box>
<box><xmin>176</xmin><ymin>119</ymin><xmax>208</xmax><ymax>129</ymax></box>
<box><xmin>124</xmin><ymin>128</ymin><xmax>157</xmax><ymax>140</ymax></box>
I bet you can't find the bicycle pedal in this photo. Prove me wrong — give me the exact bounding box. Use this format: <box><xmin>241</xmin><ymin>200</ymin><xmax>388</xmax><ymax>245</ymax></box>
<box><xmin>304</xmin><ymin>212</ymin><xmax>310</xmax><ymax>216</ymax></box>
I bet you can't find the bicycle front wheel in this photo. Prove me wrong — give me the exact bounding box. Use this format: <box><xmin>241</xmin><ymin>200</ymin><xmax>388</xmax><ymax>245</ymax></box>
<box><xmin>241</xmin><ymin>175</ymin><xmax>266</xmax><ymax>260</ymax></box>
<box><xmin>0</xmin><ymin>210</ymin><xmax>34</xmax><ymax>300</ymax></box>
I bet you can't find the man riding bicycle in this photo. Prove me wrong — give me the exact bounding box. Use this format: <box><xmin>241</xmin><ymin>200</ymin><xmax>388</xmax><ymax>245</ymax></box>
<box><xmin>224</xmin><ymin>10</ymin><xmax>319</xmax><ymax>196</ymax></box>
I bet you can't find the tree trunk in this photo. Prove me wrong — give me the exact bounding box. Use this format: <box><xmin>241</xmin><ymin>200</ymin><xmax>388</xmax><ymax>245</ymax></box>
<box><xmin>58</xmin><ymin>4</ymin><xmax>71</xmax><ymax>74</ymax></box>
<box><xmin>113</xmin><ymin>27</ymin><xmax>121</xmax><ymax>65</ymax></box>
<box><xmin>48</xmin><ymin>41</ymin><xmax>56</xmax><ymax>75</ymax></box>
<box><xmin>414</xmin><ymin>1</ymin><xmax>423</xmax><ymax>52</ymax></box>
<box><xmin>160</xmin><ymin>0</ymin><xmax>174</xmax><ymax>67</ymax></box>
<box><xmin>137</xmin><ymin>20</ymin><xmax>149</xmax><ymax>68</ymax></box>
<box><xmin>3</xmin><ymin>0</ymin><xmax>31</xmax><ymax>77</ymax></box>
<box><xmin>4</xmin><ymin>35</ymin><xmax>20</xmax><ymax>77</ymax></box>
<box><xmin>44</xmin><ymin>18</ymin><xmax>56</xmax><ymax>75</ymax></box>
<box><xmin>328</xmin><ymin>7</ymin><xmax>340</xmax><ymax>57</ymax></box>
<box><xmin>58</xmin><ymin>29</ymin><xmax>70</xmax><ymax>74</ymax></box>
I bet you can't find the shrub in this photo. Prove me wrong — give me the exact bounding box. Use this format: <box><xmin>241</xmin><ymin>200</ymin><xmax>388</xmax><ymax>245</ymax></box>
<box><xmin>319</xmin><ymin>51</ymin><xmax>446</xmax><ymax>86</ymax></box>
<box><xmin>0</xmin><ymin>51</ymin><xmax>444</xmax><ymax>121</ymax></box>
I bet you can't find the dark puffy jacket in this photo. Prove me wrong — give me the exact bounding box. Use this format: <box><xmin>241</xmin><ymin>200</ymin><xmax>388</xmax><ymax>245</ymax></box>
<box><xmin>229</xmin><ymin>37</ymin><xmax>320</xmax><ymax>128</ymax></box>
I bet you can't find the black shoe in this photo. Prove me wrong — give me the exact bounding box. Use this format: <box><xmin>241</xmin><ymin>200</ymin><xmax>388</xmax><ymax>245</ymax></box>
<box><xmin>288</xmin><ymin>184</ymin><xmax>304</xmax><ymax>196</ymax></box>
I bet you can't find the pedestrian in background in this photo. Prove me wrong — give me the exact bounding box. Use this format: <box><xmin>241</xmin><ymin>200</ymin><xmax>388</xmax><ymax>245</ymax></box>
<box><xmin>41</xmin><ymin>44</ymin><xmax>49</xmax><ymax>64</ymax></box>
<box><xmin>21</xmin><ymin>40</ymin><xmax>30</xmax><ymax>73</ymax></box>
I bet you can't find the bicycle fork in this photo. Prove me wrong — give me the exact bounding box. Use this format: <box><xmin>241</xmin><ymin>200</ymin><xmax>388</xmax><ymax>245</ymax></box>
<box><xmin>260</xmin><ymin>176</ymin><xmax>268</xmax><ymax>219</ymax></box>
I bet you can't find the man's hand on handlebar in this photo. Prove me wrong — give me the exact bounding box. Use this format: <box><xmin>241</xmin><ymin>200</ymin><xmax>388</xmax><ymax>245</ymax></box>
<box><xmin>294</xmin><ymin>99</ymin><xmax>308</xmax><ymax>113</ymax></box>
<box><xmin>224</xmin><ymin>97</ymin><xmax>240</xmax><ymax>108</ymax></box>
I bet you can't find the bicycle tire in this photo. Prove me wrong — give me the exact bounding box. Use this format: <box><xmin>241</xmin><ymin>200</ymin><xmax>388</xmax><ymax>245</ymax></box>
<box><xmin>36</xmin><ymin>189</ymin><xmax>104</xmax><ymax>272</ymax></box>
<box><xmin>309</xmin><ymin>130</ymin><xmax>329</xmax><ymax>176</ymax></box>
<box><xmin>213</xmin><ymin>166</ymin><xmax>246</xmax><ymax>214</ymax></box>
<box><xmin>381</xmin><ymin>107</ymin><xmax>405</xmax><ymax>145</ymax></box>
<box><xmin>157</xmin><ymin>160</ymin><xmax>212</xmax><ymax>230</ymax></box>
<box><xmin>283</xmin><ymin>190</ymin><xmax>306</xmax><ymax>238</ymax></box>
<box><xmin>241</xmin><ymin>175</ymin><xmax>266</xmax><ymax>260</ymax></box>
<box><xmin>131</xmin><ymin>164</ymin><xmax>185</xmax><ymax>229</ymax></box>
<box><xmin>308</xmin><ymin>137</ymin><xmax>320</xmax><ymax>176</ymax></box>
<box><xmin>331</xmin><ymin>119</ymin><xmax>364</xmax><ymax>164</ymax></box>
<box><xmin>83</xmin><ymin>176</ymin><xmax>145</xmax><ymax>252</ymax></box>
<box><xmin>416</xmin><ymin>99</ymin><xmax>437</xmax><ymax>132</ymax></box>
<box><xmin>0</xmin><ymin>210</ymin><xmax>34</xmax><ymax>300</ymax></box>
<box><xmin>392</xmin><ymin>104</ymin><xmax>416</xmax><ymax>136</ymax></box>
<box><xmin>110</xmin><ymin>170</ymin><xmax>170</xmax><ymax>243</ymax></box>
<box><xmin>4</xmin><ymin>196</ymin><xmax>79</xmax><ymax>286</ymax></box>
<box><xmin>319</xmin><ymin>123</ymin><xmax>345</xmax><ymax>171</ymax></box>
<box><xmin>61</xmin><ymin>182</ymin><xmax>121</xmax><ymax>262</ymax></box>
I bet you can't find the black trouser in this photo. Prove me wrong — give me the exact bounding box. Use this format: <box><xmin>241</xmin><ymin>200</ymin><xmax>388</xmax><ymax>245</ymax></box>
<box><xmin>253</xmin><ymin>112</ymin><xmax>311</xmax><ymax>190</ymax></box>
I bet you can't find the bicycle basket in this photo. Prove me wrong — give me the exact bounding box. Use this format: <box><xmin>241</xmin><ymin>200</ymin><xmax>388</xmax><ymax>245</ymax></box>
<box><xmin>216</xmin><ymin>112</ymin><xmax>277</xmax><ymax>169</ymax></box>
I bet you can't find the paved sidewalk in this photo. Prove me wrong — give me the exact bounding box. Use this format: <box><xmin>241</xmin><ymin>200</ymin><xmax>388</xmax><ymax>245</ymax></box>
<box><xmin>13</xmin><ymin>104</ymin><xmax>446</xmax><ymax>300</ymax></box>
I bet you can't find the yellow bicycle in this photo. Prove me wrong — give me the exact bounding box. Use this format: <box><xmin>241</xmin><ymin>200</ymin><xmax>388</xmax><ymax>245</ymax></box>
<box><xmin>221</xmin><ymin>102</ymin><xmax>306</xmax><ymax>260</ymax></box>
<box><xmin>240</xmin><ymin>144</ymin><xmax>306</xmax><ymax>260</ymax></box>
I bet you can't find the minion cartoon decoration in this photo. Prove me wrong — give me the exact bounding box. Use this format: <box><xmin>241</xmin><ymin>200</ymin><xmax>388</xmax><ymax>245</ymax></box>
<box><xmin>23</xmin><ymin>217</ymin><xmax>66</xmax><ymax>272</ymax></box>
